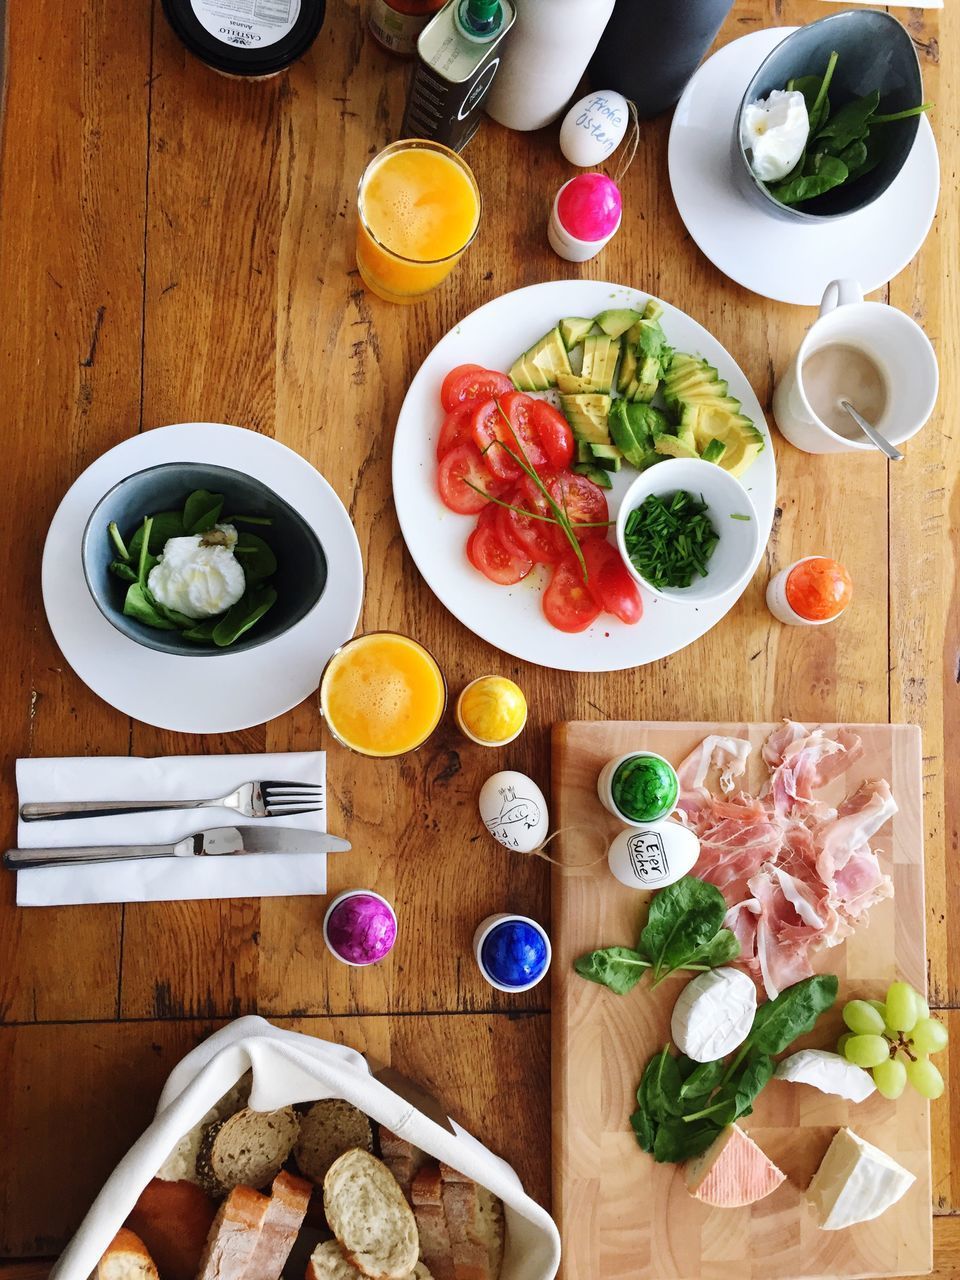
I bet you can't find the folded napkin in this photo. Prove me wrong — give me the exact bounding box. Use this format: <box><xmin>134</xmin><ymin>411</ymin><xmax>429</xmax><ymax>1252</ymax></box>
<box><xmin>15</xmin><ymin>753</ymin><xmax>327</xmax><ymax>907</ymax></box>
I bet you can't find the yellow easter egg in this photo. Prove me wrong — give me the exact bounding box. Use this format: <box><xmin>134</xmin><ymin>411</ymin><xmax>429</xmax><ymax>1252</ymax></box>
<box><xmin>456</xmin><ymin>676</ymin><xmax>527</xmax><ymax>746</ymax></box>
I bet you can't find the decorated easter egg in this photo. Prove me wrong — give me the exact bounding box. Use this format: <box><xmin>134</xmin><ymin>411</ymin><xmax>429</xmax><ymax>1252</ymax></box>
<box><xmin>478</xmin><ymin>770</ymin><xmax>548</xmax><ymax>854</ymax></box>
<box><xmin>323</xmin><ymin>890</ymin><xmax>397</xmax><ymax>966</ymax></box>
<box><xmin>456</xmin><ymin>675</ymin><xmax>527</xmax><ymax>746</ymax></box>
<box><xmin>559</xmin><ymin>90</ymin><xmax>630</xmax><ymax>167</ymax></box>
<box><xmin>475</xmin><ymin>914</ymin><xmax>551</xmax><ymax>992</ymax></box>
<box><xmin>607</xmin><ymin>820</ymin><xmax>700</xmax><ymax>891</ymax></box>
<box><xmin>556</xmin><ymin>173</ymin><xmax>622</xmax><ymax>242</ymax></box>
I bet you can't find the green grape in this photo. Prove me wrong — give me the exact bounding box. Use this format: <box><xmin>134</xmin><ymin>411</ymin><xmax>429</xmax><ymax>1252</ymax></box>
<box><xmin>843</xmin><ymin>1000</ymin><xmax>887</xmax><ymax>1036</ymax></box>
<box><xmin>873</xmin><ymin>1057</ymin><xmax>907</xmax><ymax>1100</ymax></box>
<box><xmin>905</xmin><ymin>1056</ymin><xmax>944</xmax><ymax>1100</ymax></box>
<box><xmin>844</xmin><ymin>1034</ymin><xmax>890</xmax><ymax>1068</ymax></box>
<box><xmin>867</xmin><ymin>999</ymin><xmax>888</xmax><ymax>1016</ymax></box>
<box><xmin>909</xmin><ymin>1017</ymin><xmax>949</xmax><ymax>1055</ymax></box>
<box><xmin>914</xmin><ymin>995</ymin><xmax>930</xmax><ymax>1021</ymax></box>
<box><xmin>837</xmin><ymin>1032</ymin><xmax>854</xmax><ymax>1055</ymax></box>
<box><xmin>885</xmin><ymin>981</ymin><xmax>919</xmax><ymax>1033</ymax></box>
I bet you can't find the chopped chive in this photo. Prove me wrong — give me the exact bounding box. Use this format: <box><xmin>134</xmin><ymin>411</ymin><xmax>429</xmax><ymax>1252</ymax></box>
<box><xmin>622</xmin><ymin>490</ymin><xmax>720</xmax><ymax>590</ymax></box>
<box><xmin>730</xmin><ymin>513</ymin><xmax>752</xmax><ymax>521</ymax></box>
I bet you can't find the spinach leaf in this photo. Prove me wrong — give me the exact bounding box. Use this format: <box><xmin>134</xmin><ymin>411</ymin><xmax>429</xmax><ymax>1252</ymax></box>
<box><xmin>787</xmin><ymin>73</ymin><xmax>828</xmax><ymax>126</ymax></box>
<box><xmin>574</xmin><ymin>947</ymin><xmax>650</xmax><ymax>996</ymax></box>
<box><xmin>108</xmin><ymin>522</ymin><xmax>131</xmax><ymax>561</ymax></box>
<box><xmin>687</xmin><ymin>927</ymin><xmax>740</xmax><ymax>968</ymax></box>
<box><xmin>639</xmin><ymin>877</ymin><xmax>727</xmax><ymax>982</ymax></box>
<box><xmin>834</xmin><ymin>138</ymin><xmax>868</xmax><ymax>173</ymax></box>
<box><xmin>212</xmin><ymin>584</ymin><xmax>277</xmax><ymax>647</ymax></box>
<box><xmin>109</xmin><ymin>559</ymin><xmax>137</xmax><ymax>583</ymax></box>
<box><xmin>181</xmin><ymin>620</ymin><xmax>218</xmax><ymax>643</ymax></box>
<box><xmin>652</xmin><ymin>1117</ymin><xmax>718</xmax><ymax>1164</ymax></box>
<box><xmin>732</xmin><ymin>1051</ymin><xmax>774</xmax><ymax>1113</ymax></box>
<box><xmin>745</xmin><ymin>974</ymin><xmax>839</xmax><ymax>1055</ymax></box>
<box><xmin>808</xmin><ymin>50</ymin><xmax>839</xmax><ymax>134</ymax></box>
<box><xmin>813</xmin><ymin>90</ymin><xmax>879</xmax><ymax>151</ymax></box>
<box><xmin>679</xmin><ymin>1059</ymin><xmax>727</xmax><ymax>1100</ymax></box>
<box><xmin>182</xmin><ymin>489</ymin><xmax>224</xmax><ymax>535</ymax></box>
<box><xmin>629</xmin><ymin>1106</ymin><xmax>656</xmax><ymax>1154</ymax></box>
<box><xmin>233</xmin><ymin>532</ymin><xmax>278</xmax><ymax>584</ymax></box>
<box><xmin>129</xmin><ymin>510</ymin><xmax>185</xmax><ymax>557</ymax></box>
<box><xmin>768</xmin><ymin>154</ymin><xmax>848</xmax><ymax>206</ymax></box>
<box><xmin>222</xmin><ymin>513</ymin><xmax>273</xmax><ymax>526</ymax></box>
<box><xmin>122</xmin><ymin>582</ymin><xmax>177</xmax><ymax>630</ymax></box>
<box><xmin>137</xmin><ymin>516</ymin><xmax>154</xmax><ymax>586</ymax></box>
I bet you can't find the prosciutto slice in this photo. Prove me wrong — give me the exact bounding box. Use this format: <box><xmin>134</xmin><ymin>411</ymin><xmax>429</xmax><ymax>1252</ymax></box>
<box><xmin>678</xmin><ymin>722</ymin><xmax>897</xmax><ymax>998</ymax></box>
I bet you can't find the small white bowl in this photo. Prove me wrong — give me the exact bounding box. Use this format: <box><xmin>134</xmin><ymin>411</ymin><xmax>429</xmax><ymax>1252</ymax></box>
<box><xmin>615</xmin><ymin>458</ymin><xmax>760</xmax><ymax>605</ymax></box>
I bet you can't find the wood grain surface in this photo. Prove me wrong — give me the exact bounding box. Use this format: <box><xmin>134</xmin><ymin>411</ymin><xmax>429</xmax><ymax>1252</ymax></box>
<box><xmin>552</xmin><ymin>721</ymin><xmax>931</xmax><ymax>1280</ymax></box>
<box><xmin>0</xmin><ymin>0</ymin><xmax>955</xmax><ymax>1275</ymax></box>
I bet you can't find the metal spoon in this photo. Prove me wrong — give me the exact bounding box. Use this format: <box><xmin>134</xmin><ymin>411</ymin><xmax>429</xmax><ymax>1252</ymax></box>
<box><xmin>841</xmin><ymin>400</ymin><xmax>903</xmax><ymax>462</ymax></box>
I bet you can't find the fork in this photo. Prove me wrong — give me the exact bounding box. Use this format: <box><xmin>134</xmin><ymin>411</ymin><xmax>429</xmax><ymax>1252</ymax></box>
<box><xmin>19</xmin><ymin>780</ymin><xmax>325</xmax><ymax>823</ymax></box>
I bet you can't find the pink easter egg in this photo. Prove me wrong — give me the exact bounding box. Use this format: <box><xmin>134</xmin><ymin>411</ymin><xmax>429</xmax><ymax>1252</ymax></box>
<box><xmin>324</xmin><ymin>891</ymin><xmax>397</xmax><ymax>965</ymax></box>
<box><xmin>556</xmin><ymin>174</ymin><xmax>622</xmax><ymax>242</ymax></box>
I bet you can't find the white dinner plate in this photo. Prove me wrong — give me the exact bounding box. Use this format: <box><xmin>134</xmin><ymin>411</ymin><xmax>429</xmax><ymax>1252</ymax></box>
<box><xmin>42</xmin><ymin>423</ymin><xmax>363</xmax><ymax>733</ymax></box>
<box><xmin>392</xmin><ymin>280</ymin><xmax>775</xmax><ymax>673</ymax></box>
<box><xmin>668</xmin><ymin>28</ymin><xmax>939</xmax><ymax>306</ymax></box>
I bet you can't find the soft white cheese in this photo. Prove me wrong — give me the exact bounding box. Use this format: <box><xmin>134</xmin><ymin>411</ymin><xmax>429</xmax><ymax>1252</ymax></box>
<box><xmin>806</xmin><ymin>1127</ymin><xmax>915</xmax><ymax>1230</ymax></box>
<box><xmin>670</xmin><ymin>967</ymin><xmax>757</xmax><ymax>1063</ymax></box>
<box><xmin>775</xmin><ymin>1049</ymin><xmax>876</xmax><ymax>1103</ymax></box>
<box><xmin>741</xmin><ymin>89</ymin><xmax>810</xmax><ymax>182</ymax></box>
<box><xmin>147</xmin><ymin>524</ymin><xmax>245</xmax><ymax>620</ymax></box>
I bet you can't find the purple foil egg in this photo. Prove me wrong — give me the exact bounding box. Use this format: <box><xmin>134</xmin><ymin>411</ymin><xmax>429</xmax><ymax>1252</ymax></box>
<box><xmin>324</xmin><ymin>891</ymin><xmax>397</xmax><ymax>966</ymax></box>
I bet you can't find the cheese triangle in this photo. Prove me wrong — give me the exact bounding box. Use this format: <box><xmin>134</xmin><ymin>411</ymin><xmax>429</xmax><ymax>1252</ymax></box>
<box><xmin>685</xmin><ymin>1124</ymin><xmax>786</xmax><ymax>1208</ymax></box>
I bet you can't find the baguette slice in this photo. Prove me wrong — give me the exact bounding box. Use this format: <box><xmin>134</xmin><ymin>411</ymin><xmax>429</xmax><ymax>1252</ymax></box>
<box><xmin>411</xmin><ymin>1166</ymin><xmax>454</xmax><ymax>1280</ymax></box>
<box><xmin>245</xmin><ymin>1171</ymin><xmax>313</xmax><ymax>1280</ymax></box>
<box><xmin>323</xmin><ymin>1149</ymin><xmax>419</xmax><ymax>1280</ymax></box>
<box><xmin>295</xmin><ymin>1100</ymin><xmax>373</xmax><ymax>1186</ymax></box>
<box><xmin>98</xmin><ymin>1228</ymin><xmax>159</xmax><ymax>1280</ymax></box>
<box><xmin>196</xmin><ymin>1185</ymin><xmax>272</xmax><ymax>1280</ymax></box>
<box><xmin>126</xmin><ymin>1178</ymin><xmax>217</xmax><ymax>1280</ymax></box>
<box><xmin>439</xmin><ymin>1164</ymin><xmax>504</xmax><ymax>1280</ymax></box>
<box><xmin>197</xmin><ymin>1106</ymin><xmax>300</xmax><ymax>1197</ymax></box>
<box><xmin>306</xmin><ymin>1241</ymin><xmax>434</xmax><ymax>1280</ymax></box>
<box><xmin>379</xmin><ymin>1128</ymin><xmax>429</xmax><ymax>1205</ymax></box>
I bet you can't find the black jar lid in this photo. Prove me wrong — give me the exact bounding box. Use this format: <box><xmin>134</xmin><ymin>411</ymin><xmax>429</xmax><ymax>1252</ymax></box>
<box><xmin>161</xmin><ymin>0</ymin><xmax>326</xmax><ymax>77</ymax></box>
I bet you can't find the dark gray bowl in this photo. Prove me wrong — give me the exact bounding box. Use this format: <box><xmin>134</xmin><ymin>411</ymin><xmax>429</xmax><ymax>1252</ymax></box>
<box><xmin>82</xmin><ymin>462</ymin><xmax>327</xmax><ymax>656</ymax></box>
<box><xmin>733</xmin><ymin>11</ymin><xmax>924</xmax><ymax>222</ymax></box>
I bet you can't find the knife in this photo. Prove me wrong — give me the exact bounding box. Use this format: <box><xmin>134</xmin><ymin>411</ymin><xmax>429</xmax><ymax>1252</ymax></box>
<box><xmin>2</xmin><ymin>826</ymin><xmax>351</xmax><ymax>870</ymax></box>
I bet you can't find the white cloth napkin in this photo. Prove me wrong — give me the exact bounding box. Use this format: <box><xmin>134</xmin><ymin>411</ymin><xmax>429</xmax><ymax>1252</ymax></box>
<box><xmin>15</xmin><ymin>753</ymin><xmax>327</xmax><ymax>907</ymax></box>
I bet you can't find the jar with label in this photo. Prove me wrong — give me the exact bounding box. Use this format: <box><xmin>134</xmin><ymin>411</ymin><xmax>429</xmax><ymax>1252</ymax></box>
<box><xmin>369</xmin><ymin>0</ymin><xmax>446</xmax><ymax>57</ymax></box>
<box><xmin>766</xmin><ymin>556</ymin><xmax>853</xmax><ymax>626</ymax></box>
<box><xmin>161</xmin><ymin>0</ymin><xmax>326</xmax><ymax>77</ymax></box>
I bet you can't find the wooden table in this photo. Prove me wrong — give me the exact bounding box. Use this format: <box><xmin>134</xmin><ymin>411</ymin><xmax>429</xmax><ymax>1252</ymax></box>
<box><xmin>0</xmin><ymin>1</ymin><xmax>955</xmax><ymax>1276</ymax></box>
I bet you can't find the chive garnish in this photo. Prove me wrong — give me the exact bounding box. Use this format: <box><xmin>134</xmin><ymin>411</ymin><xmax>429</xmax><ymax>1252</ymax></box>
<box><xmin>623</xmin><ymin>490</ymin><xmax>720</xmax><ymax>589</ymax></box>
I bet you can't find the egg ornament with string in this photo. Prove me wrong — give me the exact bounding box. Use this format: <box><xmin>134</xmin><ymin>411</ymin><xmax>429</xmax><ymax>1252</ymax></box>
<box><xmin>478</xmin><ymin>770</ymin><xmax>549</xmax><ymax>854</ymax></box>
<box><xmin>559</xmin><ymin>90</ymin><xmax>630</xmax><ymax>167</ymax></box>
<box><xmin>607</xmin><ymin>820</ymin><xmax>700</xmax><ymax>891</ymax></box>
<box><xmin>548</xmin><ymin>172</ymin><xmax>622</xmax><ymax>263</ymax></box>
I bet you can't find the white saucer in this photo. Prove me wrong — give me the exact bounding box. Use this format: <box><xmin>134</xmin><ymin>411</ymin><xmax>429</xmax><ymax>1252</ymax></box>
<box><xmin>42</xmin><ymin>423</ymin><xmax>364</xmax><ymax>733</ymax></box>
<box><xmin>668</xmin><ymin>27</ymin><xmax>939</xmax><ymax>306</ymax></box>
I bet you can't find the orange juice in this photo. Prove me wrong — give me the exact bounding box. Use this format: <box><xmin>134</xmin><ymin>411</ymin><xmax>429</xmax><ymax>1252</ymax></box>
<box><xmin>356</xmin><ymin>140</ymin><xmax>481</xmax><ymax>304</ymax></box>
<box><xmin>320</xmin><ymin>632</ymin><xmax>447</xmax><ymax>757</ymax></box>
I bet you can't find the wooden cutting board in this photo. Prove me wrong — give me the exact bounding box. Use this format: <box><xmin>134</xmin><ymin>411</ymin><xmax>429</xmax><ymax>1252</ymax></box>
<box><xmin>551</xmin><ymin>721</ymin><xmax>931</xmax><ymax>1280</ymax></box>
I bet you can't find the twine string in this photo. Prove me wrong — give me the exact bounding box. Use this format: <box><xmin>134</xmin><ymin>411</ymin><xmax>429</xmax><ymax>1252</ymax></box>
<box><xmin>612</xmin><ymin>99</ymin><xmax>640</xmax><ymax>185</ymax></box>
<box><xmin>518</xmin><ymin>823</ymin><xmax>607</xmax><ymax>872</ymax></box>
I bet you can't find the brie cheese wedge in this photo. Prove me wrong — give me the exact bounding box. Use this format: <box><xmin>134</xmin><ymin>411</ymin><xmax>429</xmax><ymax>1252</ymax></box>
<box><xmin>685</xmin><ymin>1124</ymin><xmax>786</xmax><ymax>1207</ymax></box>
<box><xmin>671</xmin><ymin>967</ymin><xmax>757</xmax><ymax>1063</ymax></box>
<box><xmin>775</xmin><ymin>1049</ymin><xmax>876</xmax><ymax>1103</ymax></box>
<box><xmin>806</xmin><ymin>1127</ymin><xmax>915</xmax><ymax>1230</ymax></box>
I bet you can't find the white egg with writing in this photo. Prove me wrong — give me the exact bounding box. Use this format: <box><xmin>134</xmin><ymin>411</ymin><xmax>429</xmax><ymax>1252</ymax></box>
<box><xmin>607</xmin><ymin>820</ymin><xmax>700</xmax><ymax>890</ymax></box>
<box><xmin>479</xmin><ymin>770</ymin><xmax>548</xmax><ymax>854</ymax></box>
<box><xmin>560</xmin><ymin>90</ymin><xmax>629</xmax><ymax>167</ymax></box>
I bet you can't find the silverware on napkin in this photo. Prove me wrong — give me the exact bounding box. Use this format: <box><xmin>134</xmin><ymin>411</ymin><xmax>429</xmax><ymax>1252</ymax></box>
<box><xmin>19</xmin><ymin>779</ymin><xmax>324</xmax><ymax>823</ymax></box>
<box><xmin>3</xmin><ymin>826</ymin><xmax>350</xmax><ymax>870</ymax></box>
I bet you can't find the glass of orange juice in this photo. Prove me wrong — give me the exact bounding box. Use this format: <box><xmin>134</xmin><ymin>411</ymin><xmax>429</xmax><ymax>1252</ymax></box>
<box><xmin>356</xmin><ymin>139</ymin><xmax>481</xmax><ymax>304</ymax></box>
<box><xmin>319</xmin><ymin>632</ymin><xmax>447</xmax><ymax>757</ymax></box>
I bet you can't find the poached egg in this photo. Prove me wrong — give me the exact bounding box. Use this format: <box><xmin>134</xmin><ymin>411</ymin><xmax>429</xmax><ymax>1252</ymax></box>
<box><xmin>741</xmin><ymin>89</ymin><xmax>810</xmax><ymax>183</ymax></box>
<box><xmin>147</xmin><ymin>523</ymin><xmax>245</xmax><ymax>619</ymax></box>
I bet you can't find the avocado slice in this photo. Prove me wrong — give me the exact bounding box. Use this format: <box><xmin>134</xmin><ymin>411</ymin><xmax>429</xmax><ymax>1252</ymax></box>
<box><xmin>688</xmin><ymin>404</ymin><xmax>764</xmax><ymax>476</ymax></box>
<box><xmin>559</xmin><ymin>316</ymin><xmax>596</xmax><ymax>349</ymax></box>
<box><xmin>572</xmin><ymin>462</ymin><xmax>613</xmax><ymax>489</ymax></box>
<box><xmin>617</xmin><ymin>345</ymin><xmax>638</xmax><ymax>394</ymax></box>
<box><xmin>655</xmin><ymin>434</ymin><xmax>699</xmax><ymax>460</ymax></box>
<box><xmin>510</xmin><ymin>354</ymin><xmax>551</xmax><ymax>392</ymax></box>
<box><xmin>609</xmin><ymin>398</ymin><xmax>646</xmax><ymax>467</ymax></box>
<box><xmin>576</xmin><ymin>439</ymin><xmax>594</xmax><ymax>464</ymax></box>
<box><xmin>701</xmin><ymin>438</ymin><xmax>727</xmax><ymax>464</ymax></box>
<box><xmin>560</xmin><ymin>393</ymin><xmax>611</xmax><ymax>446</ymax></box>
<box><xmin>589</xmin><ymin>442</ymin><xmax>623</xmax><ymax>472</ymax></box>
<box><xmin>580</xmin><ymin>335</ymin><xmax>621</xmax><ymax>393</ymax></box>
<box><xmin>593</xmin><ymin>308</ymin><xmax>643</xmax><ymax>339</ymax></box>
<box><xmin>509</xmin><ymin>325</ymin><xmax>572</xmax><ymax>390</ymax></box>
<box><xmin>642</xmin><ymin>298</ymin><xmax>664</xmax><ymax>321</ymax></box>
<box><xmin>557</xmin><ymin>373</ymin><xmax>598</xmax><ymax>394</ymax></box>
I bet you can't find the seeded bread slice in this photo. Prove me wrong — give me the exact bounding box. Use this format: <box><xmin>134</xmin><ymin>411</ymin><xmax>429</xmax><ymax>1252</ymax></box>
<box><xmin>197</xmin><ymin>1106</ymin><xmax>301</xmax><ymax>1197</ymax></box>
<box><xmin>323</xmin><ymin>1149</ymin><xmax>419</xmax><ymax>1280</ymax></box>
<box><xmin>158</xmin><ymin>1073</ymin><xmax>252</xmax><ymax>1184</ymax></box>
<box><xmin>378</xmin><ymin>1128</ymin><xmax>429</xmax><ymax>1205</ymax></box>
<box><xmin>411</xmin><ymin>1166</ymin><xmax>454</xmax><ymax>1280</ymax></box>
<box><xmin>439</xmin><ymin>1164</ymin><xmax>504</xmax><ymax>1280</ymax></box>
<box><xmin>97</xmin><ymin>1228</ymin><xmax>160</xmax><ymax>1280</ymax></box>
<box><xmin>306</xmin><ymin>1241</ymin><xmax>435</xmax><ymax>1280</ymax></box>
<box><xmin>126</xmin><ymin>1178</ymin><xmax>217</xmax><ymax>1280</ymax></box>
<box><xmin>195</xmin><ymin>1185</ymin><xmax>272</xmax><ymax>1280</ymax></box>
<box><xmin>294</xmin><ymin>1100</ymin><xmax>373</xmax><ymax>1186</ymax></box>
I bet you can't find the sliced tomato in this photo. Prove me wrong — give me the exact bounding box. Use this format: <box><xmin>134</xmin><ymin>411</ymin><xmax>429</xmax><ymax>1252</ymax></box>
<box><xmin>581</xmin><ymin>537</ymin><xmax>644</xmax><ymax>625</ymax></box>
<box><xmin>529</xmin><ymin>399</ymin><xmax>574</xmax><ymax>469</ymax></box>
<box><xmin>437</xmin><ymin>403</ymin><xmax>477</xmax><ymax>460</ymax></box>
<box><xmin>494</xmin><ymin>494</ymin><xmax>531</xmax><ymax>557</ymax></box>
<box><xmin>471</xmin><ymin>397</ymin><xmax>522</xmax><ymax>482</ymax></box>
<box><xmin>500</xmin><ymin>391</ymin><xmax>548</xmax><ymax>470</ymax></box>
<box><xmin>437</xmin><ymin>443</ymin><xmax>502</xmax><ymax>515</ymax></box>
<box><xmin>501</xmin><ymin>474</ymin><xmax>565</xmax><ymax>564</ymax></box>
<box><xmin>543</xmin><ymin>555</ymin><xmax>602</xmax><ymax>633</ymax></box>
<box><xmin>546</xmin><ymin>471</ymin><xmax>609</xmax><ymax>541</ymax></box>
<box><xmin>467</xmin><ymin>505</ymin><xmax>533</xmax><ymax>585</ymax></box>
<box><xmin>442</xmin><ymin>366</ymin><xmax>514</xmax><ymax>410</ymax></box>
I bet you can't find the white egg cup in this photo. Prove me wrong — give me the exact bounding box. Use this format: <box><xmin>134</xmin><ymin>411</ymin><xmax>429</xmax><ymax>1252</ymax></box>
<box><xmin>596</xmin><ymin>750</ymin><xmax>679</xmax><ymax>827</ymax></box>
<box><xmin>547</xmin><ymin>184</ymin><xmax>622</xmax><ymax>263</ymax></box>
<box><xmin>473</xmin><ymin>912</ymin><xmax>552</xmax><ymax>994</ymax></box>
<box><xmin>322</xmin><ymin>889</ymin><xmax>397</xmax><ymax>968</ymax></box>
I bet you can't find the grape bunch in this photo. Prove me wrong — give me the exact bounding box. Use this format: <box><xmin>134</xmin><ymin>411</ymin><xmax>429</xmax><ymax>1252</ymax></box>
<box><xmin>838</xmin><ymin>982</ymin><xmax>949</xmax><ymax>1100</ymax></box>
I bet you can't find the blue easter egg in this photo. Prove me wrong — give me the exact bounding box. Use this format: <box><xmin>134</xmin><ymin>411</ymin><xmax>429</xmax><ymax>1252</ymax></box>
<box><xmin>481</xmin><ymin>920</ymin><xmax>549</xmax><ymax>988</ymax></box>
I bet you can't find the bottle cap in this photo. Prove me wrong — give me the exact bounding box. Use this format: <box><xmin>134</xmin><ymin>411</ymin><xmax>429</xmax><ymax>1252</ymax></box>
<box><xmin>456</xmin><ymin>0</ymin><xmax>503</xmax><ymax>42</ymax></box>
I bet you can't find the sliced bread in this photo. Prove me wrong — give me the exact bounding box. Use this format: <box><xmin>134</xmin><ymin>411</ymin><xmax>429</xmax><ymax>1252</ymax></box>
<box><xmin>439</xmin><ymin>1164</ymin><xmax>504</xmax><ymax>1280</ymax></box>
<box><xmin>410</xmin><ymin>1166</ymin><xmax>454</xmax><ymax>1280</ymax></box>
<box><xmin>295</xmin><ymin>1100</ymin><xmax>373</xmax><ymax>1186</ymax></box>
<box><xmin>125</xmin><ymin>1178</ymin><xmax>217</xmax><ymax>1280</ymax></box>
<box><xmin>197</xmin><ymin>1106</ymin><xmax>300</xmax><ymax>1197</ymax></box>
<box><xmin>378</xmin><ymin>1128</ymin><xmax>429</xmax><ymax>1205</ymax></box>
<box><xmin>323</xmin><ymin>1149</ymin><xmax>419</xmax><ymax>1280</ymax></box>
<box><xmin>195</xmin><ymin>1185</ymin><xmax>272</xmax><ymax>1280</ymax></box>
<box><xmin>157</xmin><ymin>1072</ymin><xmax>253</xmax><ymax>1184</ymax></box>
<box><xmin>306</xmin><ymin>1241</ymin><xmax>434</xmax><ymax>1280</ymax></box>
<box><xmin>97</xmin><ymin>1228</ymin><xmax>160</xmax><ymax>1280</ymax></box>
<box><xmin>245</xmin><ymin>1171</ymin><xmax>313</xmax><ymax>1280</ymax></box>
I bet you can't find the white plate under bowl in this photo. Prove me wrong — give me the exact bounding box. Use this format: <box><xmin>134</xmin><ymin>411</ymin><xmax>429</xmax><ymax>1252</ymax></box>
<box><xmin>392</xmin><ymin>280</ymin><xmax>775</xmax><ymax>673</ymax></box>
<box><xmin>668</xmin><ymin>27</ymin><xmax>939</xmax><ymax>306</ymax></box>
<box><xmin>42</xmin><ymin>423</ymin><xmax>364</xmax><ymax>733</ymax></box>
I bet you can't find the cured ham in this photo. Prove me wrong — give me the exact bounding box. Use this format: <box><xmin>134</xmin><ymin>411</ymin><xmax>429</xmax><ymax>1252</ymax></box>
<box><xmin>678</xmin><ymin>721</ymin><xmax>895</xmax><ymax>999</ymax></box>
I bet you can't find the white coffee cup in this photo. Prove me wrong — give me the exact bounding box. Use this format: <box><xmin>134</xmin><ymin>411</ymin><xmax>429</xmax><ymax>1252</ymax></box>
<box><xmin>772</xmin><ymin>279</ymin><xmax>938</xmax><ymax>455</ymax></box>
